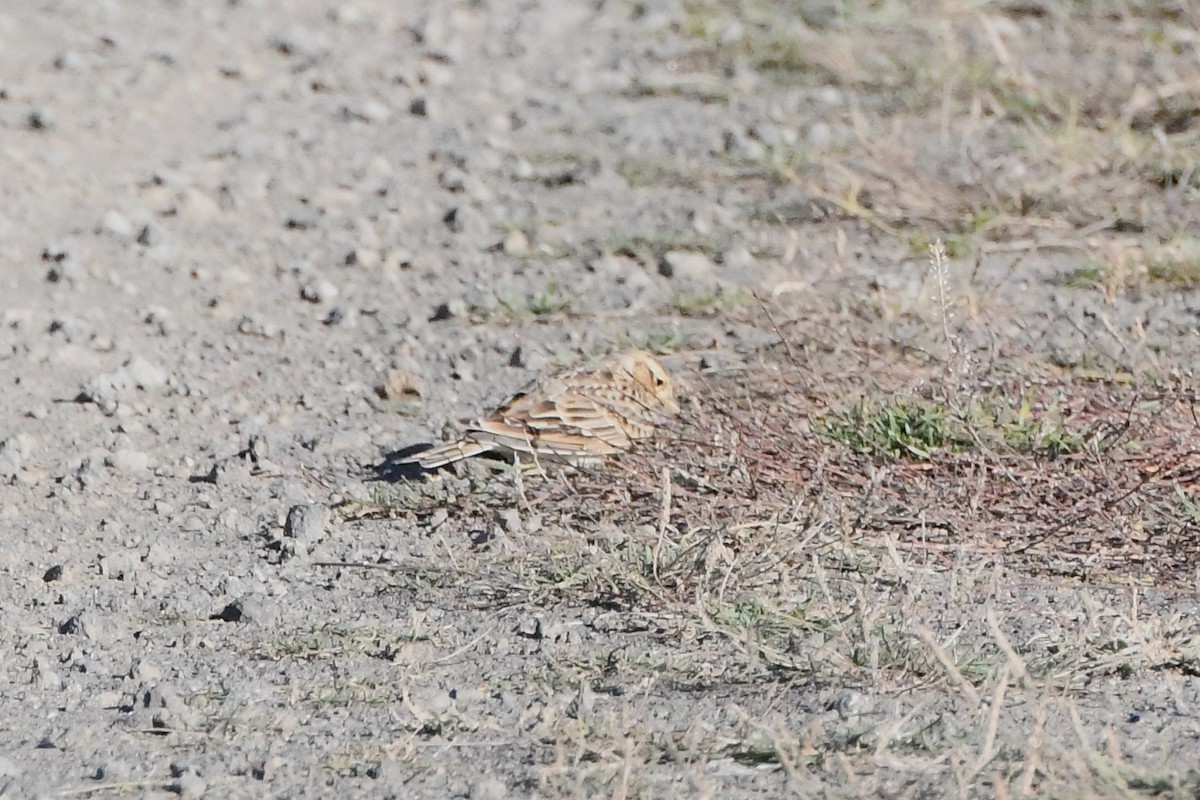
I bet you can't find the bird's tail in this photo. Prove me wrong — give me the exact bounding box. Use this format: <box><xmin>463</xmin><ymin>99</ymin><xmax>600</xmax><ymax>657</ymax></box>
<box><xmin>403</xmin><ymin>439</ymin><xmax>495</xmax><ymax>469</ymax></box>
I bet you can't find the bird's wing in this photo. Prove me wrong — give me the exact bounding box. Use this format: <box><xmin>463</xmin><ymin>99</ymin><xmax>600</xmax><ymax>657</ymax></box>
<box><xmin>472</xmin><ymin>388</ymin><xmax>634</xmax><ymax>455</ymax></box>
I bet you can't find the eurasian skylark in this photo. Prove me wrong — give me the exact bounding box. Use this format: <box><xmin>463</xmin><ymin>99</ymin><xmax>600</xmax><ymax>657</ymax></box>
<box><xmin>407</xmin><ymin>350</ymin><xmax>680</xmax><ymax>469</ymax></box>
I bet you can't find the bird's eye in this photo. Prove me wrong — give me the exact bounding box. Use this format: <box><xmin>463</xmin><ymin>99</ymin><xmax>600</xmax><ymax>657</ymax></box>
<box><xmin>655</xmin><ymin>376</ymin><xmax>665</xmax><ymax>386</ymax></box>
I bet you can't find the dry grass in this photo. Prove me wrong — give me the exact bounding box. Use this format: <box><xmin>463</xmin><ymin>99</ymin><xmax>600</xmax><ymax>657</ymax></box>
<box><xmin>681</xmin><ymin>0</ymin><xmax>1200</xmax><ymax>260</ymax></box>
<box><xmin>342</xmin><ymin>335</ymin><xmax>1200</xmax><ymax>797</ymax></box>
<box><xmin>341</xmin><ymin>244</ymin><xmax>1200</xmax><ymax>797</ymax></box>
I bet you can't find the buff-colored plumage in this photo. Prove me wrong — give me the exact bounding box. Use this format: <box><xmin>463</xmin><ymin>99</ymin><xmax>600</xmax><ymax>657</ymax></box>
<box><xmin>408</xmin><ymin>350</ymin><xmax>679</xmax><ymax>469</ymax></box>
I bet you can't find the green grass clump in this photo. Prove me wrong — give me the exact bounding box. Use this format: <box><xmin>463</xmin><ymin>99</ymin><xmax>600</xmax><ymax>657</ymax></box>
<box><xmin>995</xmin><ymin>394</ymin><xmax>1084</xmax><ymax>456</ymax></box>
<box><xmin>616</xmin><ymin>157</ymin><xmax>694</xmax><ymax>188</ymax></box>
<box><xmin>908</xmin><ymin>207</ymin><xmax>1006</xmax><ymax>258</ymax></box>
<box><xmin>496</xmin><ymin>283</ymin><xmax>570</xmax><ymax>318</ymax></box>
<box><xmin>1145</xmin><ymin>256</ymin><xmax>1200</xmax><ymax>288</ymax></box>
<box><xmin>670</xmin><ymin>286</ymin><xmax>753</xmax><ymax>316</ymax></box>
<box><xmin>1057</xmin><ymin>266</ymin><xmax>1102</xmax><ymax>289</ymax></box>
<box><xmin>1054</xmin><ymin>252</ymin><xmax>1200</xmax><ymax>294</ymax></box>
<box><xmin>817</xmin><ymin>398</ymin><xmax>958</xmax><ymax>461</ymax></box>
<box><xmin>818</xmin><ymin>392</ymin><xmax>1085</xmax><ymax>461</ymax></box>
<box><xmin>616</xmin><ymin>330</ymin><xmax>688</xmax><ymax>353</ymax></box>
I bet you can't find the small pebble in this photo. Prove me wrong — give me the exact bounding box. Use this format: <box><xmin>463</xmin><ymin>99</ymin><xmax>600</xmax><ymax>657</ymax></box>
<box><xmin>284</xmin><ymin>504</ymin><xmax>328</xmax><ymax>545</ymax></box>
<box><xmin>54</xmin><ymin>51</ymin><xmax>88</xmax><ymax>71</ymax></box>
<box><xmin>496</xmin><ymin>508</ymin><xmax>522</xmax><ymax>534</ymax></box>
<box><xmin>429</xmin><ymin>299</ymin><xmax>466</xmax><ymax>321</ymax></box>
<box><xmin>471</xmin><ymin>777</ymin><xmax>509</xmax><ymax>800</ymax></box>
<box><xmin>101</xmin><ymin>210</ymin><xmax>135</xmax><ymax>238</ymax></box>
<box><xmin>124</xmin><ymin>356</ymin><xmax>168</xmax><ymax>390</ymax></box>
<box><xmin>27</xmin><ymin>109</ymin><xmax>55</xmax><ymax>130</ymax></box>
<box><xmin>300</xmin><ymin>278</ymin><xmax>339</xmax><ymax>303</ymax></box>
<box><xmin>502</xmin><ymin>229</ymin><xmax>529</xmax><ymax>256</ymax></box>
<box><xmin>345</xmin><ymin>248</ymin><xmax>380</xmax><ymax>269</ymax></box>
<box><xmin>356</xmin><ymin>99</ymin><xmax>391</xmax><ymax>123</ymax></box>
<box><xmin>131</xmin><ymin>659</ymin><xmax>163</xmax><ymax>683</ymax></box>
<box><xmin>175</xmin><ymin>768</ymin><xmax>207</xmax><ymax>799</ymax></box>
<box><xmin>0</xmin><ymin>436</ymin><xmax>30</xmax><ymax>478</ymax></box>
<box><xmin>106</xmin><ymin>448</ymin><xmax>150</xmax><ymax>473</ymax></box>
<box><xmin>136</xmin><ymin>224</ymin><xmax>163</xmax><ymax>246</ymax></box>
<box><xmin>142</xmin><ymin>684</ymin><xmax>201</xmax><ymax>731</ymax></box>
<box><xmin>94</xmin><ymin>760</ymin><xmax>131</xmax><ymax>781</ymax></box>
<box><xmin>658</xmin><ymin>250</ymin><xmax>717</xmax><ymax>281</ymax></box>
<box><xmin>378</xmin><ymin>367</ymin><xmax>424</xmax><ymax>401</ymax></box>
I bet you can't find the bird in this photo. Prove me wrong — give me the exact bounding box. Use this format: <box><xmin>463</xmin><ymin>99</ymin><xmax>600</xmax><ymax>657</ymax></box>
<box><xmin>405</xmin><ymin>350</ymin><xmax>680</xmax><ymax>470</ymax></box>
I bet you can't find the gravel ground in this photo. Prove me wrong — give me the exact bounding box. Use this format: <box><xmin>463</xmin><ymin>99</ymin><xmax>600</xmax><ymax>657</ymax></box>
<box><xmin>3</xmin><ymin>1</ymin><xmax>1200</xmax><ymax>798</ymax></box>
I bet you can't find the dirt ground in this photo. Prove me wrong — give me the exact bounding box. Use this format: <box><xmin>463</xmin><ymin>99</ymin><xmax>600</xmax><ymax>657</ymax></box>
<box><xmin>3</xmin><ymin>1</ymin><xmax>1200</xmax><ymax>797</ymax></box>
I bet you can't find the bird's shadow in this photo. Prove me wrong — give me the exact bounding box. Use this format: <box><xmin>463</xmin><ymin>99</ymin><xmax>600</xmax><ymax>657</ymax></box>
<box><xmin>368</xmin><ymin>444</ymin><xmax>435</xmax><ymax>483</ymax></box>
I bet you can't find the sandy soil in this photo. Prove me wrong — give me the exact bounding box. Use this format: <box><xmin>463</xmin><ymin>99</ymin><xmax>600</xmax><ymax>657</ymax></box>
<box><xmin>3</xmin><ymin>1</ymin><xmax>1200</xmax><ymax>798</ymax></box>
